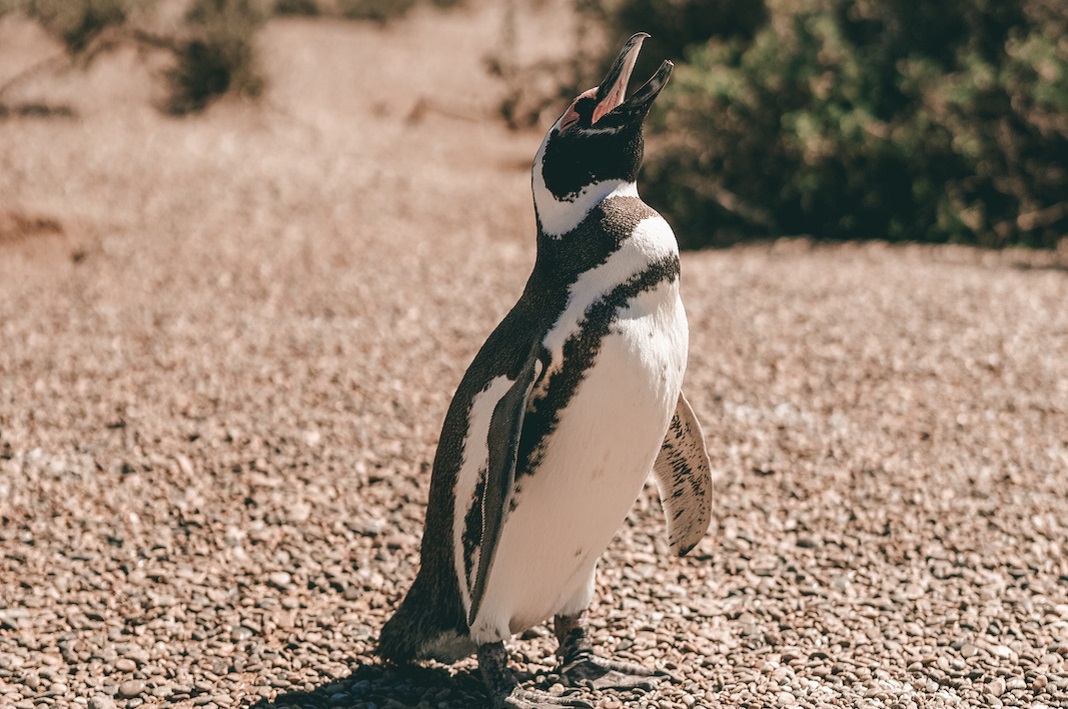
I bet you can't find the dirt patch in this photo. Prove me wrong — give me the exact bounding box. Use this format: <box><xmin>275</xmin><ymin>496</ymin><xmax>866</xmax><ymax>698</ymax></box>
<box><xmin>0</xmin><ymin>210</ymin><xmax>64</xmax><ymax>244</ymax></box>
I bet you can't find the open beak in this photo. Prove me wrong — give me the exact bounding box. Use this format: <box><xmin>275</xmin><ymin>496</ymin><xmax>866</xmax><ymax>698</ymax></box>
<box><xmin>592</xmin><ymin>33</ymin><xmax>673</xmax><ymax>125</ymax></box>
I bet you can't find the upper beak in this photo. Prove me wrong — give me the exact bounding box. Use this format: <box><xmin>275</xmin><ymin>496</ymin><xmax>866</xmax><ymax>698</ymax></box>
<box><xmin>592</xmin><ymin>33</ymin><xmax>673</xmax><ymax>124</ymax></box>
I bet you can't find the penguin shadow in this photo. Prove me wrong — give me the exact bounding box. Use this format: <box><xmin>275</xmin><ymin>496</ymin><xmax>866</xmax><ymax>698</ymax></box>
<box><xmin>248</xmin><ymin>660</ymin><xmax>492</xmax><ymax>709</ymax></box>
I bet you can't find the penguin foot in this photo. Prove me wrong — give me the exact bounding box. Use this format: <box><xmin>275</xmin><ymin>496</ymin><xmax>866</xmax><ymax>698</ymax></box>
<box><xmin>553</xmin><ymin>610</ymin><xmax>668</xmax><ymax>691</ymax></box>
<box><xmin>496</xmin><ymin>686</ymin><xmax>593</xmax><ymax>709</ymax></box>
<box><xmin>479</xmin><ymin>641</ymin><xmax>591</xmax><ymax>709</ymax></box>
<box><xmin>558</xmin><ymin>653</ymin><xmax>667</xmax><ymax>691</ymax></box>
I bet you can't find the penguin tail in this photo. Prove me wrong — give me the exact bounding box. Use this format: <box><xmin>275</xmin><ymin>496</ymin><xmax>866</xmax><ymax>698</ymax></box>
<box><xmin>377</xmin><ymin>576</ymin><xmax>476</xmax><ymax>665</ymax></box>
<box><xmin>376</xmin><ymin>595</ymin><xmax>424</xmax><ymax>664</ymax></box>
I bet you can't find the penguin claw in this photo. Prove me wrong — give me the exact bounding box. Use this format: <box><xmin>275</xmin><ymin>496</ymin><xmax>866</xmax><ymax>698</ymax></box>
<box><xmin>497</xmin><ymin>687</ymin><xmax>593</xmax><ymax>709</ymax></box>
<box><xmin>559</xmin><ymin>655</ymin><xmax>668</xmax><ymax>691</ymax></box>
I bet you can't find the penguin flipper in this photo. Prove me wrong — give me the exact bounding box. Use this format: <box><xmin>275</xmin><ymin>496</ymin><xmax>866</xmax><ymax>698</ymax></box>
<box><xmin>467</xmin><ymin>349</ymin><xmax>543</xmax><ymax>627</ymax></box>
<box><xmin>652</xmin><ymin>390</ymin><xmax>713</xmax><ymax>556</ymax></box>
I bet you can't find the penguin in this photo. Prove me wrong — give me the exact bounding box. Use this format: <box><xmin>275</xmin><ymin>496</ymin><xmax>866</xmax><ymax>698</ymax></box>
<box><xmin>377</xmin><ymin>33</ymin><xmax>713</xmax><ymax>709</ymax></box>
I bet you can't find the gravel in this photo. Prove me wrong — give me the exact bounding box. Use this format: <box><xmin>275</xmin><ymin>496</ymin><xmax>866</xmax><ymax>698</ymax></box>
<box><xmin>2</xmin><ymin>2</ymin><xmax>1067</xmax><ymax>709</ymax></box>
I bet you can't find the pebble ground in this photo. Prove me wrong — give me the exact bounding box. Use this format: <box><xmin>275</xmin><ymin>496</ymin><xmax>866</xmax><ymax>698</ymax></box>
<box><xmin>2</xmin><ymin>3</ymin><xmax>1067</xmax><ymax>708</ymax></box>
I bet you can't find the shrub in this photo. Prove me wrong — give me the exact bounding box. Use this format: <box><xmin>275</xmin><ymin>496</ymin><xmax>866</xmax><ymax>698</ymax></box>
<box><xmin>5</xmin><ymin>0</ymin><xmax>269</xmax><ymax>115</ymax></box>
<box><xmin>336</xmin><ymin>0</ymin><xmax>462</xmax><ymax>24</ymax></box>
<box><xmin>164</xmin><ymin>0</ymin><xmax>265</xmax><ymax>114</ymax></box>
<box><xmin>598</xmin><ymin>0</ymin><xmax>1068</xmax><ymax>248</ymax></box>
<box><xmin>337</xmin><ymin>0</ymin><xmax>417</xmax><ymax>23</ymax></box>
<box><xmin>21</xmin><ymin>0</ymin><xmax>139</xmax><ymax>54</ymax></box>
<box><xmin>273</xmin><ymin>0</ymin><xmax>319</xmax><ymax>15</ymax></box>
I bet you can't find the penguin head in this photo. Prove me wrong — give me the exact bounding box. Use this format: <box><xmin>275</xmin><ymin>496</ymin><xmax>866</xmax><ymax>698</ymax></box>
<box><xmin>533</xmin><ymin>33</ymin><xmax>673</xmax><ymax>236</ymax></box>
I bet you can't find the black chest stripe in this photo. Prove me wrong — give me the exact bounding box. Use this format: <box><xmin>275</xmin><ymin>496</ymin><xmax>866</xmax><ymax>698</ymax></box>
<box><xmin>459</xmin><ymin>253</ymin><xmax>680</xmax><ymax>584</ymax></box>
<box><xmin>515</xmin><ymin>253</ymin><xmax>681</xmax><ymax>483</ymax></box>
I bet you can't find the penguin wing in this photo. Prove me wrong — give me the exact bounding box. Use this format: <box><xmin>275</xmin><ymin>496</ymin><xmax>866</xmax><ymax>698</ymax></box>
<box><xmin>467</xmin><ymin>348</ymin><xmax>543</xmax><ymax>627</ymax></box>
<box><xmin>652</xmin><ymin>390</ymin><xmax>713</xmax><ymax>556</ymax></box>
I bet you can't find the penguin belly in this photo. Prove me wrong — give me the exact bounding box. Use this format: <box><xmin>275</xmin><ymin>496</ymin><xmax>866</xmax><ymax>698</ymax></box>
<box><xmin>468</xmin><ymin>282</ymin><xmax>688</xmax><ymax>644</ymax></box>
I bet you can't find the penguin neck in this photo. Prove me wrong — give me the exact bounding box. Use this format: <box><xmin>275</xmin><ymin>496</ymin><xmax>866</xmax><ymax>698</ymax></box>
<box><xmin>531</xmin><ymin>131</ymin><xmax>638</xmax><ymax>239</ymax></box>
<box><xmin>533</xmin><ymin>175</ymin><xmax>638</xmax><ymax>239</ymax></box>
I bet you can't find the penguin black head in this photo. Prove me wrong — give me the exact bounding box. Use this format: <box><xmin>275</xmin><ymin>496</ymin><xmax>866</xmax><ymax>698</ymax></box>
<box><xmin>533</xmin><ymin>33</ymin><xmax>673</xmax><ymax>236</ymax></box>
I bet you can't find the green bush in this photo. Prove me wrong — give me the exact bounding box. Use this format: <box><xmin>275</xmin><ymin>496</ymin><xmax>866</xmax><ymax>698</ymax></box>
<box><xmin>600</xmin><ymin>0</ymin><xmax>1068</xmax><ymax>248</ymax></box>
<box><xmin>164</xmin><ymin>0</ymin><xmax>265</xmax><ymax>114</ymax></box>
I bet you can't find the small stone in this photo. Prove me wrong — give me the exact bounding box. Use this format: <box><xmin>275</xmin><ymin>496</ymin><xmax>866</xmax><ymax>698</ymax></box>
<box><xmin>351</xmin><ymin>518</ymin><xmax>385</xmax><ymax>536</ymax></box>
<box><xmin>124</xmin><ymin>647</ymin><xmax>151</xmax><ymax>664</ymax></box>
<box><xmin>777</xmin><ymin>691</ymin><xmax>797</xmax><ymax>705</ymax></box>
<box><xmin>960</xmin><ymin>643</ymin><xmax>980</xmax><ymax>658</ymax></box>
<box><xmin>829</xmin><ymin>574</ymin><xmax>851</xmax><ymax>594</ymax></box>
<box><xmin>114</xmin><ymin>659</ymin><xmax>136</xmax><ymax>672</ymax></box>
<box><xmin>230</xmin><ymin>626</ymin><xmax>255</xmax><ymax>642</ymax></box>
<box><xmin>287</xmin><ymin>503</ymin><xmax>312</xmax><ymax>523</ymax></box>
<box><xmin>988</xmin><ymin>678</ymin><xmax>1006</xmax><ymax>696</ymax></box>
<box><xmin>991</xmin><ymin>645</ymin><xmax>1014</xmax><ymax>659</ymax></box>
<box><xmin>267</xmin><ymin>572</ymin><xmax>292</xmax><ymax>589</ymax></box>
<box><xmin>749</xmin><ymin>556</ymin><xmax>778</xmax><ymax>576</ymax></box>
<box><xmin>117</xmin><ymin>680</ymin><xmax>145</xmax><ymax>698</ymax></box>
<box><xmin>383</xmin><ymin>533</ymin><xmax>417</xmax><ymax>549</ymax></box>
<box><xmin>1033</xmin><ymin>674</ymin><xmax>1048</xmax><ymax>690</ymax></box>
<box><xmin>88</xmin><ymin>697</ymin><xmax>117</xmax><ymax>709</ymax></box>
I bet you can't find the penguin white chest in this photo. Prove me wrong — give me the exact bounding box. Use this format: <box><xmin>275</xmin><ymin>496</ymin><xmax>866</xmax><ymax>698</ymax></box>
<box><xmin>469</xmin><ymin>271</ymin><xmax>688</xmax><ymax>643</ymax></box>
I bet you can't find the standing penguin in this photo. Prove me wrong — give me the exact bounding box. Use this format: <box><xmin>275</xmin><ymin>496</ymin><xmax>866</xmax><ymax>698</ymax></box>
<box><xmin>378</xmin><ymin>33</ymin><xmax>713</xmax><ymax>709</ymax></box>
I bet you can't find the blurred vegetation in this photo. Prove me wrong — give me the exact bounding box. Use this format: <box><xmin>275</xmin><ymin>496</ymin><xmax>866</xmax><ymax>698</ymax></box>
<box><xmin>337</xmin><ymin>0</ymin><xmax>461</xmax><ymax>24</ymax></box>
<box><xmin>1</xmin><ymin>0</ymin><xmax>461</xmax><ymax>115</ymax></box>
<box><xmin>164</xmin><ymin>0</ymin><xmax>266</xmax><ymax>114</ymax></box>
<box><xmin>272</xmin><ymin>0</ymin><xmax>319</xmax><ymax>15</ymax></box>
<box><xmin>589</xmin><ymin>0</ymin><xmax>1068</xmax><ymax>248</ymax></box>
<box><xmin>0</xmin><ymin>0</ymin><xmax>264</xmax><ymax>114</ymax></box>
<box><xmin>16</xmin><ymin>0</ymin><xmax>141</xmax><ymax>53</ymax></box>
<box><xmin>337</xmin><ymin>0</ymin><xmax>418</xmax><ymax>23</ymax></box>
